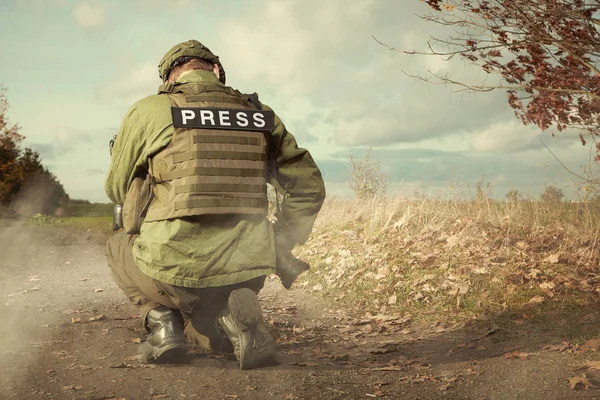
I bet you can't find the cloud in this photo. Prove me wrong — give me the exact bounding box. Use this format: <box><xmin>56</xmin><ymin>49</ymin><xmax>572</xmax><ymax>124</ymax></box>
<box><xmin>96</xmin><ymin>62</ymin><xmax>161</xmax><ymax>104</ymax></box>
<box><xmin>74</xmin><ymin>1</ymin><xmax>107</xmax><ymax>28</ymax></box>
<box><xmin>87</xmin><ymin>168</ymin><xmax>105</xmax><ymax>176</ymax></box>
<box><xmin>135</xmin><ymin>0</ymin><xmax>200</xmax><ymax>13</ymax></box>
<box><xmin>216</xmin><ymin>0</ymin><xmax>528</xmax><ymax>149</ymax></box>
<box><xmin>29</xmin><ymin>143</ymin><xmax>56</xmax><ymax>161</ymax></box>
<box><xmin>17</xmin><ymin>0</ymin><xmax>66</xmax><ymax>11</ymax></box>
<box><xmin>219</xmin><ymin>0</ymin><xmax>377</xmax><ymax>96</ymax></box>
<box><xmin>469</xmin><ymin>120</ymin><xmax>545</xmax><ymax>153</ymax></box>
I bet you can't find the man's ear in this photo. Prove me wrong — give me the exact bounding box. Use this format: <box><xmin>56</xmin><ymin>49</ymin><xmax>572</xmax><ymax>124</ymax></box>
<box><xmin>213</xmin><ymin>64</ymin><xmax>220</xmax><ymax>80</ymax></box>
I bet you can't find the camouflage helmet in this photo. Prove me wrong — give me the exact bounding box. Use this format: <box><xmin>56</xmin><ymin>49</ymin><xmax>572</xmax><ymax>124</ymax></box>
<box><xmin>158</xmin><ymin>40</ymin><xmax>226</xmax><ymax>84</ymax></box>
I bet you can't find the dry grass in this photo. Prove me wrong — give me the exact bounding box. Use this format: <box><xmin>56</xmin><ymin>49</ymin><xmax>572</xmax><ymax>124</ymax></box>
<box><xmin>296</xmin><ymin>195</ymin><xmax>600</xmax><ymax>325</ymax></box>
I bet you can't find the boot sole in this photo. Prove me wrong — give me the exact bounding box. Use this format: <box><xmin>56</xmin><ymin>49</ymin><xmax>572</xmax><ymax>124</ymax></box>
<box><xmin>138</xmin><ymin>339</ymin><xmax>187</xmax><ymax>364</ymax></box>
<box><xmin>228</xmin><ymin>288</ymin><xmax>276</xmax><ymax>369</ymax></box>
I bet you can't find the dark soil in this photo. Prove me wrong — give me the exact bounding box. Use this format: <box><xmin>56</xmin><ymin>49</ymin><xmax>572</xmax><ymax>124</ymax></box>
<box><xmin>2</xmin><ymin>223</ymin><xmax>600</xmax><ymax>399</ymax></box>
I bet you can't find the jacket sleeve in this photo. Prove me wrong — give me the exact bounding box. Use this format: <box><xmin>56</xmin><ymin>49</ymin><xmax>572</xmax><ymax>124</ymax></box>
<box><xmin>104</xmin><ymin>96</ymin><xmax>174</xmax><ymax>205</ymax></box>
<box><xmin>263</xmin><ymin>105</ymin><xmax>326</xmax><ymax>247</ymax></box>
<box><xmin>104</xmin><ymin>105</ymin><xmax>149</xmax><ymax>205</ymax></box>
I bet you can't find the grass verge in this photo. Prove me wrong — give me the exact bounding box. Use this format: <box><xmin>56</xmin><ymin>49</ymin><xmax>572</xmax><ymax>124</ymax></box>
<box><xmin>295</xmin><ymin>196</ymin><xmax>600</xmax><ymax>326</ymax></box>
<box><xmin>28</xmin><ymin>213</ymin><xmax>113</xmax><ymax>234</ymax></box>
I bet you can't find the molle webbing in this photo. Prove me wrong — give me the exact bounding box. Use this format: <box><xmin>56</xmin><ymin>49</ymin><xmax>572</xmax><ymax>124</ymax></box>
<box><xmin>159</xmin><ymin>167</ymin><xmax>266</xmax><ymax>182</ymax></box>
<box><xmin>174</xmin><ymin>183</ymin><xmax>264</xmax><ymax>194</ymax></box>
<box><xmin>145</xmin><ymin>83</ymin><xmax>270</xmax><ymax>221</ymax></box>
<box><xmin>194</xmin><ymin>135</ymin><xmax>260</xmax><ymax>146</ymax></box>
<box><xmin>175</xmin><ymin>198</ymin><xmax>267</xmax><ymax>211</ymax></box>
<box><xmin>173</xmin><ymin>151</ymin><xmax>265</xmax><ymax>163</ymax></box>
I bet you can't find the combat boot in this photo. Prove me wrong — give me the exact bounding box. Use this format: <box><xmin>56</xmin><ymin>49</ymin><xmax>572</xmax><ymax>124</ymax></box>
<box><xmin>138</xmin><ymin>307</ymin><xmax>187</xmax><ymax>363</ymax></box>
<box><xmin>217</xmin><ymin>288</ymin><xmax>276</xmax><ymax>369</ymax></box>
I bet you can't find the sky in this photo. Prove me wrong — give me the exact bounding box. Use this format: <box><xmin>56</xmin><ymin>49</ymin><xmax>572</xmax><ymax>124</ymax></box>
<box><xmin>0</xmin><ymin>0</ymin><xmax>593</xmax><ymax>202</ymax></box>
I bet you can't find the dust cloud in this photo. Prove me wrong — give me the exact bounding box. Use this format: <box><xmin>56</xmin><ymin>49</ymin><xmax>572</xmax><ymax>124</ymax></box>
<box><xmin>0</xmin><ymin>220</ymin><xmax>112</xmax><ymax>397</ymax></box>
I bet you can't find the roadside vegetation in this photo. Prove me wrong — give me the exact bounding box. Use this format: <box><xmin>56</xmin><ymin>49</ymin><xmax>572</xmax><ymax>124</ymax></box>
<box><xmin>297</xmin><ymin>194</ymin><xmax>600</xmax><ymax>328</ymax></box>
<box><xmin>296</xmin><ymin>151</ymin><xmax>600</xmax><ymax>331</ymax></box>
<box><xmin>27</xmin><ymin>202</ymin><xmax>113</xmax><ymax>233</ymax></box>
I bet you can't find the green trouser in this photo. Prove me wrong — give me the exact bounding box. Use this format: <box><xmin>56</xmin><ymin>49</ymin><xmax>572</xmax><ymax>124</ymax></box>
<box><xmin>106</xmin><ymin>230</ymin><xmax>266</xmax><ymax>351</ymax></box>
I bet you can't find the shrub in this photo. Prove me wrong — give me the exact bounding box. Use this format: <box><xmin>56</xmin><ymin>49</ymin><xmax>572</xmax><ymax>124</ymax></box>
<box><xmin>348</xmin><ymin>147</ymin><xmax>388</xmax><ymax>200</ymax></box>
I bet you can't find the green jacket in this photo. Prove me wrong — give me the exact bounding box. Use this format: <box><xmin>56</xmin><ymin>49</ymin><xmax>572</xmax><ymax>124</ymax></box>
<box><xmin>105</xmin><ymin>70</ymin><xmax>325</xmax><ymax>288</ymax></box>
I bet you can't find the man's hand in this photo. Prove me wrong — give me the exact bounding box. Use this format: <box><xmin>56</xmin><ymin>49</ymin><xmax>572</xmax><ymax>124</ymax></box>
<box><xmin>275</xmin><ymin>250</ymin><xmax>310</xmax><ymax>289</ymax></box>
<box><xmin>272</xmin><ymin>218</ymin><xmax>309</xmax><ymax>289</ymax></box>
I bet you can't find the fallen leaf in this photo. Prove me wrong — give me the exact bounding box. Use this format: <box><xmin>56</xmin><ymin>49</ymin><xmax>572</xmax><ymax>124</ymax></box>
<box><xmin>527</xmin><ymin>296</ymin><xmax>545</xmax><ymax>305</ymax></box>
<box><xmin>131</xmin><ymin>337</ymin><xmax>142</xmax><ymax>344</ymax></box>
<box><xmin>89</xmin><ymin>314</ymin><xmax>107</xmax><ymax>322</ymax></box>
<box><xmin>438</xmin><ymin>383</ymin><xmax>453</xmax><ymax>391</ymax></box>
<box><xmin>7</xmin><ymin>288</ymin><xmax>39</xmax><ymax>297</ymax></box>
<box><xmin>464</xmin><ymin>368</ymin><xmax>481</xmax><ymax>376</ymax></box>
<box><xmin>291</xmin><ymin>362</ymin><xmax>318</xmax><ymax>367</ymax></box>
<box><xmin>539</xmin><ymin>281</ymin><xmax>556</xmax><ymax>291</ymax></box>
<box><xmin>369</xmin><ymin>366</ymin><xmax>403</xmax><ymax>371</ymax></box>
<box><xmin>543</xmin><ymin>342</ymin><xmax>571</xmax><ymax>352</ymax></box>
<box><xmin>362</xmin><ymin>324</ymin><xmax>374</xmax><ymax>334</ymax></box>
<box><xmin>110</xmin><ymin>362</ymin><xmax>135</xmax><ymax>369</ymax></box>
<box><xmin>62</xmin><ymin>385</ymin><xmax>84</xmax><ymax>391</ymax></box>
<box><xmin>71</xmin><ymin>317</ymin><xmax>82</xmax><ymax>324</ymax></box>
<box><xmin>581</xmin><ymin>339</ymin><xmax>600</xmax><ymax>352</ymax></box>
<box><xmin>577</xmin><ymin>361</ymin><xmax>600</xmax><ymax>371</ymax></box>
<box><xmin>544</xmin><ymin>254</ymin><xmax>560</xmax><ymax>264</ymax></box>
<box><xmin>569</xmin><ymin>376</ymin><xmax>597</xmax><ymax>390</ymax></box>
<box><xmin>504</xmin><ymin>350</ymin><xmax>528</xmax><ymax>360</ymax></box>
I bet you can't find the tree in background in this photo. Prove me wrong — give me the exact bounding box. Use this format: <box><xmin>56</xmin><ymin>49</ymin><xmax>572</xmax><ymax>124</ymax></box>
<box><xmin>381</xmin><ymin>1</ymin><xmax>600</xmax><ymax>191</ymax></box>
<box><xmin>0</xmin><ymin>87</ymin><xmax>24</xmax><ymax>204</ymax></box>
<box><xmin>406</xmin><ymin>1</ymin><xmax>600</xmax><ymax>146</ymax></box>
<box><xmin>541</xmin><ymin>185</ymin><xmax>564</xmax><ymax>204</ymax></box>
<box><xmin>0</xmin><ymin>87</ymin><xmax>69</xmax><ymax>215</ymax></box>
<box><xmin>348</xmin><ymin>148</ymin><xmax>388</xmax><ymax>200</ymax></box>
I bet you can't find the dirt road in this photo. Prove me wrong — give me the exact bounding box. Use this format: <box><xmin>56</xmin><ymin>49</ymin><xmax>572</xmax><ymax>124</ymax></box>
<box><xmin>2</xmin><ymin>223</ymin><xmax>600</xmax><ymax>399</ymax></box>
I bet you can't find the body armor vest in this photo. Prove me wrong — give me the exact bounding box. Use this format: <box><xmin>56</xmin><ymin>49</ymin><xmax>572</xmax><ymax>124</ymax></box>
<box><xmin>144</xmin><ymin>82</ymin><xmax>271</xmax><ymax>222</ymax></box>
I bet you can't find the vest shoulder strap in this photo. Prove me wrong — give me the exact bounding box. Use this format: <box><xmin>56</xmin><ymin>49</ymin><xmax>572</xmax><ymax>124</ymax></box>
<box><xmin>247</xmin><ymin>92</ymin><xmax>262</xmax><ymax>110</ymax></box>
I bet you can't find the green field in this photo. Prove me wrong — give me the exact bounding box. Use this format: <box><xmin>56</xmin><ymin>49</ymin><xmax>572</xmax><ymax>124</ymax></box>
<box><xmin>26</xmin><ymin>203</ymin><xmax>114</xmax><ymax>234</ymax></box>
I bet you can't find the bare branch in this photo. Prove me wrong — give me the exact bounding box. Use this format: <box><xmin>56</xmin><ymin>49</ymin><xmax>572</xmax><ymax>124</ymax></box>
<box><xmin>540</xmin><ymin>140</ymin><xmax>589</xmax><ymax>181</ymax></box>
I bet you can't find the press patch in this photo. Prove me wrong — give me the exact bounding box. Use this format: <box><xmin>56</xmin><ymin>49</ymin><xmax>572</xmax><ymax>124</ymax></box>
<box><xmin>171</xmin><ymin>107</ymin><xmax>275</xmax><ymax>131</ymax></box>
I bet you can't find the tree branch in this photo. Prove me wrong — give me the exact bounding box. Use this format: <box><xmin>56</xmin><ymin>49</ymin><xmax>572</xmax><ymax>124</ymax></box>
<box><xmin>540</xmin><ymin>139</ymin><xmax>589</xmax><ymax>181</ymax></box>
